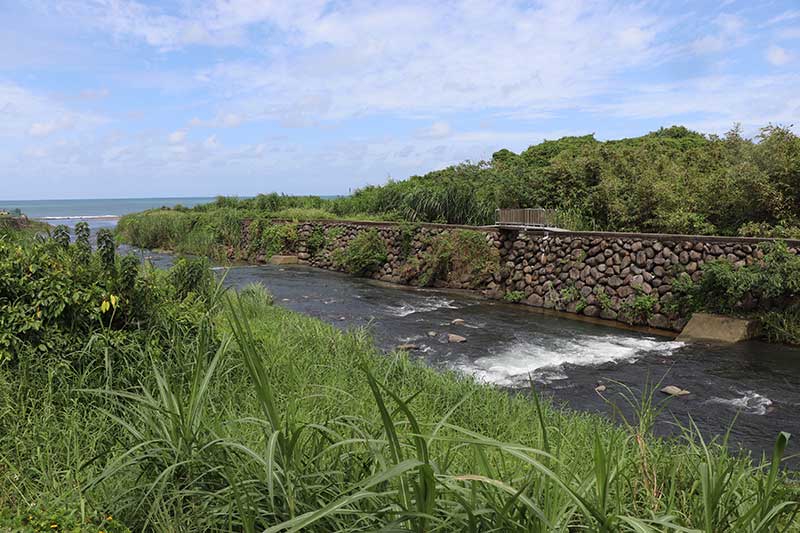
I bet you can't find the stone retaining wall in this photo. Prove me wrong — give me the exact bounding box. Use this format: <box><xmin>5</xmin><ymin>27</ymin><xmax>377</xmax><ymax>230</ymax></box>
<box><xmin>242</xmin><ymin>219</ymin><xmax>799</xmax><ymax>332</ymax></box>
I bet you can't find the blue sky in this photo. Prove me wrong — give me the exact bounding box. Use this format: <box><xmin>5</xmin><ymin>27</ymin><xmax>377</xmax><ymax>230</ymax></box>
<box><xmin>1</xmin><ymin>0</ymin><xmax>798</xmax><ymax>200</ymax></box>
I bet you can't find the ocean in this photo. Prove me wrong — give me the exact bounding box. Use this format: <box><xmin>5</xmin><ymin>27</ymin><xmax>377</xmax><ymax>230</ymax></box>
<box><xmin>1</xmin><ymin>197</ymin><xmax>214</xmax><ymax>221</ymax></box>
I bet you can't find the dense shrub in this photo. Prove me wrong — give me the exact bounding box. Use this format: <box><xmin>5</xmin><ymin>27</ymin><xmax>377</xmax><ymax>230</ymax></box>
<box><xmin>675</xmin><ymin>241</ymin><xmax>800</xmax><ymax>343</ymax></box>
<box><xmin>412</xmin><ymin>230</ymin><xmax>499</xmax><ymax>288</ymax></box>
<box><xmin>333</xmin><ymin>229</ymin><xmax>387</xmax><ymax>275</ymax></box>
<box><xmin>0</xmin><ymin>230</ymin><xmax>215</xmax><ymax>362</ymax></box>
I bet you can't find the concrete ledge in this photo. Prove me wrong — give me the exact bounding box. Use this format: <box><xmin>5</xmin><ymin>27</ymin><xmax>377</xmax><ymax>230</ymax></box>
<box><xmin>269</xmin><ymin>255</ymin><xmax>299</xmax><ymax>265</ymax></box>
<box><xmin>677</xmin><ymin>313</ymin><xmax>761</xmax><ymax>343</ymax></box>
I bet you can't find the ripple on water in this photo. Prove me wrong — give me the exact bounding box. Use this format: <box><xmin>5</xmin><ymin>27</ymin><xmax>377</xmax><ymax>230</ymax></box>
<box><xmin>384</xmin><ymin>296</ymin><xmax>460</xmax><ymax>317</ymax></box>
<box><xmin>454</xmin><ymin>335</ymin><xmax>685</xmax><ymax>387</ymax></box>
<box><xmin>706</xmin><ymin>390</ymin><xmax>773</xmax><ymax>416</ymax></box>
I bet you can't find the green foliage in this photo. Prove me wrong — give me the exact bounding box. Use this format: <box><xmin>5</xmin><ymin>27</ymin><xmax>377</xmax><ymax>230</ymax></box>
<box><xmin>333</xmin><ymin>229</ymin><xmax>388</xmax><ymax>276</ymax></box>
<box><xmin>246</xmin><ymin>218</ymin><xmax>298</xmax><ymax>259</ymax></box>
<box><xmin>671</xmin><ymin>242</ymin><xmax>800</xmax><ymax>342</ymax></box>
<box><xmin>0</xmin><ymin>499</ymin><xmax>130</xmax><ymax>532</ymax></box>
<box><xmin>0</xmin><ymin>234</ymin><xmax>216</xmax><ymax>362</ymax></box>
<box><xmin>503</xmin><ymin>290</ymin><xmax>525</xmax><ymax>303</ymax></box>
<box><xmin>306</xmin><ymin>225</ymin><xmax>326</xmax><ymax>255</ymax></box>
<box><xmin>413</xmin><ymin>230</ymin><xmax>499</xmax><ymax>288</ymax></box>
<box><xmin>738</xmin><ymin>221</ymin><xmax>800</xmax><ymax>239</ymax></box>
<box><xmin>1</xmin><ymin>241</ymin><xmax>798</xmax><ymax>530</ymax></box>
<box><xmin>760</xmin><ymin>304</ymin><xmax>800</xmax><ymax>345</ymax></box>
<box><xmin>621</xmin><ymin>292</ymin><xmax>658</xmax><ymax>323</ymax></box>
<box><xmin>689</xmin><ymin>242</ymin><xmax>800</xmax><ymax>315</ymax></box>
<box><xmin>52</xmin><ymin>225</ymin><xmax>70</xmax><ymax>249</ymax></box>
<box><xmin>596</xmin><ymin>290</ymin><xmax>613</xmax><ymax>311</ymax></box>
<box><xmin>559</xmin><ymin>284</ymin><xmax>580</xmax><ymax>303</ymax></box>
<box><xmin>96</xmin><ymin>228</ymin><xmax>116</xmax><ymax>272</ymax></box>
<box><xmin>396</xmin><ymin>221</ymin><xmax>418</xmax><ymax>259</ymax></box>
<box><xmin>117</xmin><ymin>125</ymin><xmax>800</xmax><ymax>237</ymax></box>
<box><xmin>168</xmin><ymin>257</ymin><xmax>214</xmax><ymax>301</ymax></box>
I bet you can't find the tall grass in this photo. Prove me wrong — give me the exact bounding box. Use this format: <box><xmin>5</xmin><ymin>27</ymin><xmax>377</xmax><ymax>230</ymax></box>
<box><xmin>3</xmin><ymin>233</ymin><xmax>800</xmax><ymax>530</ymax></box>
<box><xmin>1</xmin><ymin>278</ymin><xmax>798</xmax><ymax>531</ymax></box>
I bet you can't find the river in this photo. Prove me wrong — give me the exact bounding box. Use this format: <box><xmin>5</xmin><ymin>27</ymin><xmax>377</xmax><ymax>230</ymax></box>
<box><xmin>68</xmin><ymin>211</ymin><xmax>800</xmax><ymax>466</ymax></box>
<box><xmin>213</xmin><ymin>263</ymin><xmax>800</xmax><ymax>466</ymax></box>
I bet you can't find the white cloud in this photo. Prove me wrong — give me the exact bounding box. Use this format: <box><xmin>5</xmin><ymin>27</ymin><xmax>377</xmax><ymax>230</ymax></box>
<box><xmin>59</xmin><ymin>0</ymin><xmax>674</xmax><ymax>123</ymax></box>
<box><xmin>189</xmin><ymin>112</ymin><xmax>244</xmax><ymax>128</ymax></box>
<box><xmin>765</xmin><ymin>10</ymin><xmax>800</xmax><ymax>26</ymax></box>
<box><xmin>766</xmin><ymin>45</ymin><xmax>792</xmax><ymax>66</ymax></box>
<box><xmin>202</xmin><ymin>135</ymin><xmax>219</xmax><ymax>150</ymax></box>
<box><xmin>591</xmin><ymin>73</ymin><xmax>800</xmax><ymax>135</ymax></box>
<box><xmin>0</xmin><ymin>82</ymin><xmax>104</xmax><ymax>139</ymax></box>
<box><xmin>29</xmin><ymin>117</ymin><xmax>74</xmax><ymax>137</ymax></box>
<box><xmin>690</xmin><ymin>13</ymin><xmax>748</xmax><ymax>54</ymax></box>
<box><xmin>418</xmin><ymin>121</ymin><xmax>452</xmax><ymax>139</ymax></box>
<box><xmin>168</xmin><ymin>129</ymin><xmax>187</xmax><ymax>143</ymax></box>
<box><xmin>79</xmin><ymin>88</ymin><xmax>110</xmax><ymax>100</ymax></box>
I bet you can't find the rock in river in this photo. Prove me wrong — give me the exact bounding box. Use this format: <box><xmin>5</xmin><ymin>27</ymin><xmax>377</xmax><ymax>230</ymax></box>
<box><xmin>661</xmin><ymin>385</ymin><xmax>690</xmax><ymax>397</ymax></box>
<box><xmin>447</xmin><ymin>333</ymin><xmax>467</xmax><ymax>343</ymax></box>
<box><xmin>451</xmin><ymin>319</ymin><xmax>465</xmax><ymax>326</ymax></box>
<box><xmin>396</xmin><ymin>343</ymin><xmax>419</xmax><ymax>351</ymax></box>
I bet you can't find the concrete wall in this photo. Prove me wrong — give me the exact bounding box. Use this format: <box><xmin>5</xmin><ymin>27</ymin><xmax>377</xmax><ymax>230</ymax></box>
<box><xmin>243</xmin><ymin>219</ymin><xmax>799</xmax><ymax>332</ymax></box>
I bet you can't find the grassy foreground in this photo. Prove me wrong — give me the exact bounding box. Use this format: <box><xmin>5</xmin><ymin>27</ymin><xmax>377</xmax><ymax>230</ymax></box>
<box><xmin>1</xmin><ymin>229</ymin><xmax>799</xmax><ymax>531</ymax></box>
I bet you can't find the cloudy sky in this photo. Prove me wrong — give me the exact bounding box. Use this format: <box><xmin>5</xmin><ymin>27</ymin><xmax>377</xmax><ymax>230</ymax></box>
<box><xmin>1</xmin><ymin>0</ymin><xmax>799</xmax><ymax>200</ymax></box>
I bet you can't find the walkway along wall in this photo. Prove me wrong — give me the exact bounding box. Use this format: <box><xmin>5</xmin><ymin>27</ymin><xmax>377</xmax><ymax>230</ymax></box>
<box><xmin>238</xmin><ymin>219</ymin><xmax>800</xmax><ymax>333</ymax></box>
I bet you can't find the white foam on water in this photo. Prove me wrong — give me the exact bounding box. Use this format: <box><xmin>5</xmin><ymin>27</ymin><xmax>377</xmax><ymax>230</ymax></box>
<box><xmin>455</xmin><ymin>335</ymin><xmax>684</xmax><ymax>387</ymax></box>
<box><xmin>385</xmin><ymin>297</ymin><xmax>459</xmax><ymax>317</ymax></box>
<box><xmin>707</xmin><ymin>390</ymin><xmax>773</xmax><ymax>415</ymax></box>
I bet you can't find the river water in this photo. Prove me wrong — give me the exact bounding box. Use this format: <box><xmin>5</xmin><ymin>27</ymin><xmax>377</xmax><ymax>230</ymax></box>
<box><xmin>211</xmin><ymin>263</ymin><xmax>800</xmax><ymax>466</ymax></box>
<box><xmin>61</xmin><ymin>206</ymin><xmax>800</xmax><ymax>467</ymax></box>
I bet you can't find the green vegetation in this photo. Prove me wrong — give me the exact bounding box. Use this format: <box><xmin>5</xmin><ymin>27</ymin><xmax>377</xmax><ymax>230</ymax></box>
<box><xmin>503</xmin><ymin>290</ymin><xmax>526</xmax><ymax>303</ymax></box>
<box><xmin>405</xmin><ymin>230</ymin><xmax>499</xmax><ymax>288</ymax></box>
<box><xmin>332</xmin><ymin>228</ymin><xmax>388</xmax><ymax>275</ymax></box>
<box><xmin>2</xmin><ymin>229</ymin><xmax>800</xmax><ymax>531</ymax></box>
<box><xmin>0</xmin><ymin>211</ymin><xmax>49</xmax><ymax>241</ymax></box>
<box><xmin>118</xmin><ymin>125</ymin><xmax>800</xmax><ymax>236</ymax></box>
<box><xmin>674</xmin><ymin>241</ymin><xmax>800</xmax><ymax>343</ymax></box>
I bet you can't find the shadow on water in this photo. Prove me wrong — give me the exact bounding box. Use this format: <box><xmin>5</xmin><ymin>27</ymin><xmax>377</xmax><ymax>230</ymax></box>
<box><xmin>221</xmin><ymin>263</ymin><xmax>800</xmax><ymax>467</ymax></box>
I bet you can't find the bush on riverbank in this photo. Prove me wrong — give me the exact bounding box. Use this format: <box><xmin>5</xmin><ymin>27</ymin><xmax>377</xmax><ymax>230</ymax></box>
<box><xmin>332</xmin><ymin>228</ymin><xmax>388</xmax><ymax>275</ymax></box>
<box><xmin>674</xmin><ymin>241</ymin><xmax>800</xmax><ymax>343</ymax></box>
<box><xmin>403</xmin><ymin>229</ymin><xmax>500</xmax><ymax>288</ymax></box>
<box><xmin>2</xmin><ymin>231</ymin><xmax>799</xmax><ymax>531</ymax></box>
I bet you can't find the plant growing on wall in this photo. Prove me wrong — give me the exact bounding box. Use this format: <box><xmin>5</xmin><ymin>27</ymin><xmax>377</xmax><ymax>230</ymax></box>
<box><xmin>503</xmin><ymin>290</ymin><xmax>525</xmax><ymax>303</ymax></box>
<box><xmin>415</xmin><ymin>230</ymin><xmax>499</xmax><ymax>288</ymax></box>
<box><xmin>247</xmin><ymin>220</ymin><xmax>299</xmax><ymax>259</ymax></box>
<box><xmin>621</xmin><ymin>291</ymin><xmax>658</xmax><ymax>323</ymax></box>
<box><xmin>306</xmin><ymin>226</ymin><xmax>326</xmax><ymax>256</ymax></box>
<box><xmin>333</xmin><ymin>229</ymin><xmax>388</xmax><ymax>276</ymax></box>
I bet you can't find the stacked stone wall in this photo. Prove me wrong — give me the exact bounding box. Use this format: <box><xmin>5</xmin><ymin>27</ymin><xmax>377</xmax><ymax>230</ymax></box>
<box><xmin>242</xmin><ymin>219</ymin><xmax>799</xmax><ymax>332</ymax></box>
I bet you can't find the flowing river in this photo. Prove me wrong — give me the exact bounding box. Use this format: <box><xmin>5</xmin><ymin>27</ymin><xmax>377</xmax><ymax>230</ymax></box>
<box><xmin>36</xmin><ymin>206</ymin><xmax>800</xmax><ymax>466</ymax></box>
<box><xmin>207</xmin><ymin>262</ymin><xmax>800</xmax><ymax>466</ymax></box>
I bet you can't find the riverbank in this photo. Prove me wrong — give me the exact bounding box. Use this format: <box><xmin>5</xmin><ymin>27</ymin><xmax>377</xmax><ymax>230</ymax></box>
<box><xmin>2</xmin><ymin>228</ymin><xmax>798</xmax><ymax>531</ymax></box>
<box><xmin>117</xmin><ymin>210</ymin><xmax>800</xmax><ymax>344</ymax></box>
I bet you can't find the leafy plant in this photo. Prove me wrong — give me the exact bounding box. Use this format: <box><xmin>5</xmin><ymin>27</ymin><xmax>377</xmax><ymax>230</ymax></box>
<box><xmin>333</xmin><ymin>229</ymin><xmax>387</xmax><ymax>276</ymax></box>
<box><xmin>306</xmin><ymin>226</ymin><xmax>326</xmax><ymax>256</ymax></box>
<box><xmin>503</xmin><ymin>290</ymin><xmax>525</xmax><ymax>303</ymax></box>
<box><xmin>415</xmin><ymin>230</ymin><xmax>499</xmax><ymax>288</ymax></box>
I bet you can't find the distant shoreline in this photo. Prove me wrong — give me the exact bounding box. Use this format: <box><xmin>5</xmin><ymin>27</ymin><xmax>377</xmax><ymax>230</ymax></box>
<box><xmin>36</xmin><ymin>215</ymin><xmax>121</xmax><ymax>221</ymax></box>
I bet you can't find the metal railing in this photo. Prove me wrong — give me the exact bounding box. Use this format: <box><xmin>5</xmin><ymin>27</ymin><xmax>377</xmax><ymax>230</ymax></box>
<box><xmin>495</xmin><ymin>208</ymin><xmax>556</xmax><ymax>227</ymax></box>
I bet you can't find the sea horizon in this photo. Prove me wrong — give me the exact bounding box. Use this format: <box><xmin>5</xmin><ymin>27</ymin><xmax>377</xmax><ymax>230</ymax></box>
<box><xmin>0</xmin><ymin>197</ymin><xmax>217</xmax><ymax>220</ymax></box>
